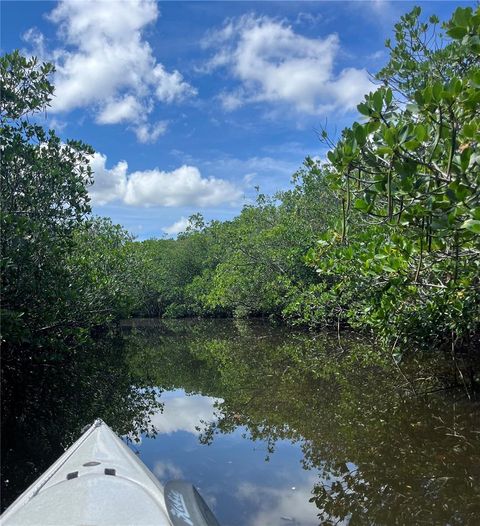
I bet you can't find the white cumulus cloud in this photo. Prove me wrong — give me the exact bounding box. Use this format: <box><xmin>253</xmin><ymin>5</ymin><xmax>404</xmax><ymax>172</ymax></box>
<box><xmin>203</xmin><ymin>15</ymin><xmax>372</xmax><ymax>114</ymax></box>
<box><xmin>124</xmin><ymin>165</ymin><xmax>241</xmax><ymax>207</ymax></box>
<box><xmin>24</xmin><ymin>0</ymin><xmax>196</xmax><ymax>141</ymax></box>
<box><xmin>162</xmin><ymin>217</ymin><xmax>191</xmax><ymax>236</ymax></box>
<box><xmin>96</xmin><ymin>95</ymin><xmax>145</xmax><ymax>125</ymax></box>
<box><xmin>134</xmin><ymin>121</ymin><xmax>169</xmax><ymax>143</ymax></box>
<box><xmin>89</xmin><ymin>152</ymin><xmax>128</xmax><ymax>205</ymax></box>
<box><xmin>89</xmin><ymin>153</ymin><xmax>242</xmax><ymax>208</ymax></box>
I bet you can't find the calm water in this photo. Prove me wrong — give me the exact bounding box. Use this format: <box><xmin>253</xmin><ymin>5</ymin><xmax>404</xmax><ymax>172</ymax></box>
<box><xmin>1</xmin><ymin>319</ymin><xmax>479</xmax><ymax>525</ymax></box>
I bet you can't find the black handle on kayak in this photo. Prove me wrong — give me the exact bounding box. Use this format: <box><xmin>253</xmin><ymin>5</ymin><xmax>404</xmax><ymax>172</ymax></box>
<box><xmin>164</xmin><ymin>480</ymin><xmax>221</xmax><ymax>526</ymax></box>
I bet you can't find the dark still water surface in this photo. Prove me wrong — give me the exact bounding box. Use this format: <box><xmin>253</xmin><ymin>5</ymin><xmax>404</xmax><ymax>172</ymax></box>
<box><xmin>1</xmin><ymin>319</ymin><xmax>479</xmax><ymax>525</ymax></box>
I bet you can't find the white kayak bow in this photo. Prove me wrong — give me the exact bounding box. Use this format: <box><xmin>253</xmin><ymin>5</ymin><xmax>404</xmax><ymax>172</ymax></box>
<box><xmin>1</xmin><ymin>419</ymin><xmax>220</xmax><ymax>526</ymax></box>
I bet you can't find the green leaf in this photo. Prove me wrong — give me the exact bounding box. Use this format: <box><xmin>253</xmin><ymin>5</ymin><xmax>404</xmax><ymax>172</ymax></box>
<box><xmin>470</xmin><ymin>70</ymin><xmax>480</xmax><ymax>89</ymax></box>
<box><xmin>367</xmin><ymin>120</ymin><xmax>380</xmax><ymax>133</ymax></box>
<box><xmin>460</xmin><ymin>219</ymin><xmax>480</xmax><ymax>233</ymax></box>
<box><xmin>398</xmin><ymin>124</ymin><xmax>410</xmax><ymax>144</ymax></box>
<box><xmin>385</xmin><ymin>89</ymin><xmax>393</xmax><ymax>106</ymax></box>
<box><xmin>453</xmin><ymin>7</ymin><xmax>471</xmax><ymax>28</ymax></box>
<box><xmin>422</xmin><ymin>86</ymin><xmax>432</xmax><ymax>104</ymax></box>
<box><xmin>376</xmin><ymin>146</ymin><xmax>393</xmax><ymax>156</ymax></box>
<box><xmin>384</xmin><ymin>127</ymin><xmax>396</xmax><ymax>147</ymax></box>
<box><xmin>354</xmin><ymin>198</ymin><xmax>369</xmax><ymax>211</ymax></box>
<box><xmin>447</xmin><ymin>26</ymin><xmax>468</xmax><ymax>39</ymax></box>
<box><xmin>432</xmin><ymin>81</ymin><xmax>443</xmax><ymax>101</ymax></box>
<box><xmin>357</xmin><ymin>102</ymin><xmax>371</xmax><ymax>116</ymax></box>
<box><xmin>451</xmin><ymin>78</ymin><xmax>462</xmax><ymax>96</ymax></box>
<box><xmin>463</xmin><ymin>123</ymin><xmax>476</xmax><ymax>139</ymax></box>
<box><xmin>372</xmin><ymin>90</ymin><xmax>383</xmax><ymax>113</ymax></box>
<box><xmin>414</xmin><ymin>91</ymin><xmax>424</xmax><ymax>105</ymax></box>
<box><xmin>460</xmin><ymin>147</ymin><xmax>472</xmax><ymax>171</ymax></box>
<box><xmin>449</xmin><ymin>180</ymin><xmax>472</xmax><ymax>201</ymax></box>
<box><xmin>470</xmin><ymin>208</ymin><xmax>480</xmax><ymax>220</ymax></box>
<box><xmin>415</xmin><ymin>124</ymin><xmax>427</xmax><ymax>142</ymax></box>
<box><xmin>404</xmin><ymin>139</ymin><xmax>421</xmax><ymax>151</ymax></box>
<box><xmin>354</xmin><ymin>124</ymin><xmax>367</xmax><ymax>146</ymax></box>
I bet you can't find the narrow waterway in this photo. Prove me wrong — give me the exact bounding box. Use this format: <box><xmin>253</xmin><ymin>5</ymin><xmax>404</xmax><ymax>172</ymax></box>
<box><xmin>2</xmin><ymin>319</ymin><xmax>479</xmax><ymax>524</ymax></box>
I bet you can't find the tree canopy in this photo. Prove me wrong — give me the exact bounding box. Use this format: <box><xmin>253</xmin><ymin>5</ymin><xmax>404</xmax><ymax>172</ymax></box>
<box><xmin>1</xmin><ymin>6</ymin><xmax>478</xmax><ymax>367</ymax></box>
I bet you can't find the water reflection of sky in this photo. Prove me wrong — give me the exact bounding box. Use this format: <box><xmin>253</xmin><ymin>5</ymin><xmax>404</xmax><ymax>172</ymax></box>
<box><xmin>128</xmin><ymin>389</ymin><xmax>320</xmax><ymax>526</ymax></box>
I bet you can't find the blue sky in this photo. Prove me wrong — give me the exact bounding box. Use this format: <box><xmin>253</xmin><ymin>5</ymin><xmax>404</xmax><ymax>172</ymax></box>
<box><xmin>1</xmin><ymin>0</ymin><xmax>468</xmax><ymax>238</ymax></box>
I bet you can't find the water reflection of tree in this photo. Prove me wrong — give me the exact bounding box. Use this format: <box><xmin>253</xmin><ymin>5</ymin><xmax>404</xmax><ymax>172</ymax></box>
<box><xmin>0</xmin><ymin>330</ymin><xmax>161</xmax><ymax>510</ymax></box>
<box><xmin>129</xmin><ymin>320</ymin><xmax>480</xmax><ymax>525</ymax></box>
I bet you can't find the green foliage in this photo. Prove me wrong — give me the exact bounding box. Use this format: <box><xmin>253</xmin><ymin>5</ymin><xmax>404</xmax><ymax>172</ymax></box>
<box><xmin>132</xmin><ymin>220</ymin><xmax>221</xmax><ymax>317</ymax></box>
<box><xmin>133</xmin><ymin>159</ymin><xmax>338</xmax><ymax>319</ymax></box>
<box><xmin>200</xmin><ymin>160</ymin><xmax>338</xmax><ymax>318</ymax></box>
<box><xmin>131</xmin><ymin>7</ymin><xmax>479</xmax><ymax>361</ymax></box>
<box><xmin>67</xmin><ymin>217</ymin><xmax>148</xmax><ymax>322</ymax></box>
<box><xmin>308</xmin><ymin>6</ymin><xmax>480</xmax><ymax>354</ymax></box>
<box><xmin>1</xmin><ymin>52</ymin><xmax>146</xmax><ymax>355</ymax></box>
<box><xmin>0</xmin><ymin>51</ymin><xmax>55</xmax><ymax>119</ymax></box>
<box><xmin>85</xmin><ymin>6</ymin><xmax>480</xmax><ymax>362</ymax></box>
<box><xmin>3</xmin><ymin>4</ymin><xmax>479</xmax><ymax>367</ymax></box>
<box><xmin>1</xmin><ymin>52</ymin><xmax>92</xmax><ymax>351</ymax></box>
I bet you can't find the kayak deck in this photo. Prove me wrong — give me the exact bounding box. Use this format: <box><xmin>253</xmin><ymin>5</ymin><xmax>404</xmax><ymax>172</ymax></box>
<box><xmin>1</xmin><ymin>419</ymin><xmax>172</xmax><ymax>525</ymax></box>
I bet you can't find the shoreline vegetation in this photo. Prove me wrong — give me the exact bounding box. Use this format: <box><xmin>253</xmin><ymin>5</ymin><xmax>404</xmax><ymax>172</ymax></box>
<box><xmin>1</xmin><ymin>7</ymin><xmax>479</xmax><ymax>389</ymax></box>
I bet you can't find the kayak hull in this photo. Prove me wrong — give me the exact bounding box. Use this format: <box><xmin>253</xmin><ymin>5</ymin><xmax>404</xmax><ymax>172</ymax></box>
<box><xmin>1</xmin><ymin>419</ymin><xmax>172</xmax><ymax>526</ymax></box>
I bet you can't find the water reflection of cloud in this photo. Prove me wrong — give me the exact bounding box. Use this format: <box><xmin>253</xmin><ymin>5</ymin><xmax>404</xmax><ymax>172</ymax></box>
<box><xmin>151</xmin><ymin>391</ymin><xmax>222</xmax><ymax>435</ymax></box>
<box><xmin>153</xmin><ymin>460</ymin><xmax>184</xmax><ymax>481</ymax></box>
<box><xmin>237</xmin><ymin>478</ymin><xmax>321</xmax><ymax>526</ymax></box>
